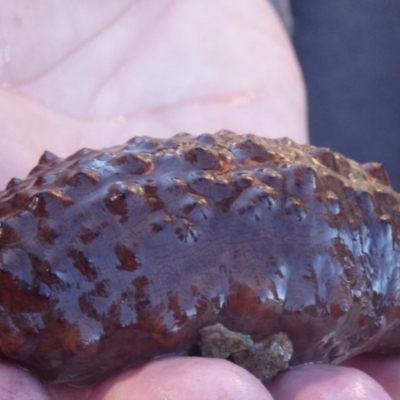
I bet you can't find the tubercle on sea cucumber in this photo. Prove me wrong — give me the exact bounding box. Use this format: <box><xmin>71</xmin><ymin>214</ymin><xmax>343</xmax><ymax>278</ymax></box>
<box><xmin>0</xmin><ymin>130</ymin><xmax>399</xmax><ymax>385</ymax></box>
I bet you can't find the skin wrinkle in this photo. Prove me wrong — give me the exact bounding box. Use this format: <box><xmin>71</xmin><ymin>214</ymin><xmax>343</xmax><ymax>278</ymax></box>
<box><xmin>125</xmin><ymin>89</ymin><xmax>261</xmax><ymax>120</ymax></box>
<box><xmin>81</xmin><ymin>1</ymin><xmax>189</xmax><ymax>117</ymax></box>
<box><xmin>85</xmin><ymin>58</ymin><xmax>128</xmax><ymax>113</ymax></box>
<box><xmin>94</xmin><ymin>1</ymin><xmax>296</xmax><ymax>117</ymax></box>
<box><xmin>85</xmin><ymin>0</ymin><xmax>177</xmax><ymax>112</ymax></box>
<box><xmin>0</xmin><ymin>2</ymin><xmax>134</xmax><ymax>86</ymax></box>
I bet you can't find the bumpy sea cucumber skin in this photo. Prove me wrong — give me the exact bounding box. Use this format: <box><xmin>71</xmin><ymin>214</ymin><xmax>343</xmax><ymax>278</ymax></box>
<box><xmin>0</xmin><ymin>130</ymin><xmax>399</xmax><ymax>385</ymax></box>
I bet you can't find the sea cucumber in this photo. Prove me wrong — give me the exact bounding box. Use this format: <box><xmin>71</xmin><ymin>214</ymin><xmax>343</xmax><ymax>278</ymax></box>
<box><xmin>0</xmin><ymin>130</ymin><xmax>399</xmax><ymax>385</ymax></box>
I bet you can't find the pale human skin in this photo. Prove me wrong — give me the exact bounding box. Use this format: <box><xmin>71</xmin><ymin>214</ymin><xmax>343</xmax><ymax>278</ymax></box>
<box><xmin>0</xmin><ymin>1</ymin><xmax>399</xmax><ymax>399</ymax></box>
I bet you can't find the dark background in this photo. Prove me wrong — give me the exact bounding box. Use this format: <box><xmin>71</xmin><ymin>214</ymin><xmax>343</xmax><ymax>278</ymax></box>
<box><xmin>291</xmin><ymin>0</ymin><xmax>400</xmax><ymax>189</ymax></box>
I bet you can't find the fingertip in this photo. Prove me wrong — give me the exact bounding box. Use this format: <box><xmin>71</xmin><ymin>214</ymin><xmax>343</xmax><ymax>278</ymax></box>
<box><xmin>343</xmin><ymin>354</ymin><xmax>400</xmax><ymax>399</ymax></box>
<box><xmin>268</xmin><ymin>364</ymin><xmax>391</xmax><ymax>400</ymax></box>
<box><xmin>91</xmin><ymin>357</ymin><xmax>273</xmax><ymax>400</ymax></box>
<box><xmin>0</xmin><ymin>364</ymin><xmax>51</xmax><ymax>400</ymax></box>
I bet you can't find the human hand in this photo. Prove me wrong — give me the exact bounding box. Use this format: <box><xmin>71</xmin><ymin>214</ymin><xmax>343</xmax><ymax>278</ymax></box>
<box><xmin>0</xmin><ymin>1</ymin><xmax>398</xmax><ymax>399</ymax></box>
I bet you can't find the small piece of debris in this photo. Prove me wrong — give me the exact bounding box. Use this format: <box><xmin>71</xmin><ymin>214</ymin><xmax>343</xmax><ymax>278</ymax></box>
<box><xmin>199</xmin><ymin>323</ymin><xmax>293</xmax><ymax>384</ymax></box>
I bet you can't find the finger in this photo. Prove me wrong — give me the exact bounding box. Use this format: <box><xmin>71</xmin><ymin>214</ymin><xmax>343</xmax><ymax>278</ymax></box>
<box><xmin>268</xmin><ymin>364</ymin><xmax>391</xmax><ymax>400</ymax></box>
<box><xmin>342</xmin><ymin>354</ymin><xmax>400</xmax><ymax>399</ymax></box>
<box><xmin>89</xmin><ymin>357</ymin><xmax>273</xmax><ymax>400</ymax></box>
<box><xmin>0</xmin><ymin>364</ymin><xmax>50</xmax><ymax>400</ymax></box>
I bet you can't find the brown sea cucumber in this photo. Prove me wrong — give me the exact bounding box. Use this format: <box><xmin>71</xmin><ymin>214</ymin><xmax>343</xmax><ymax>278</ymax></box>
<box><xmin>0</xmin><ymin>130</ymin><xmax>399</xmax><ymax>385</ymax></box>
